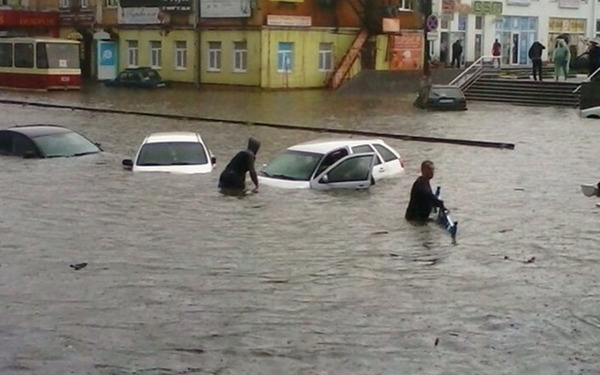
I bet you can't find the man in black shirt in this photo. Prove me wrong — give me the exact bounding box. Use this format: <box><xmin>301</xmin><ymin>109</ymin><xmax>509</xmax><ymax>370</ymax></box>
<box><xmin>405</xmin><ymin>160</ymin><xmax>445</xmax><ymax>223</ymax></box>
<box><xmin>219</xmin><ymin>137</ymin><xmax>260</xmax><ymax>194</ymax></box>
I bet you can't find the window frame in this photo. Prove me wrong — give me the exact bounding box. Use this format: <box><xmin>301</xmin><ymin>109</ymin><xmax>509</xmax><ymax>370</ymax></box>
<box><xmin>174</xmin><ymin>41</ymin><xmax>187</xmax><ymax>70</ymax></box>
<box><xmin>59</xmin><ymin>0</ymin><xmax>69</xmax><ymax>8</ymax></box>
<box><xmin>233</xmin><ymin>41</ymin><xmax>247</xmax><ymax>73</ymax></box>
<box><xmin>126</xmin><ymin>40</ymin><xmax>138</xmax><ymax>68</ymax></box>
<box><xmin>81</xmin><ymin>0</ymin><xmax>88</xmax><ymax>8</ymax></box>
<box><xmin>277</xmin><ymin>42</ymin><xmax>293</xmax><ymax>73</ymax></box>
<box><xmin>105</xmin><ymin>0</ymin><xmax>118</xmax><ymax>8</ymax></box>
<box><xmin>398</xmin><ymin>0</ymin><xmax>413</xmax><ymax>11</ymax></box>
<box><xmin>318</xmin><ymin>42</ymin><xmax>334</xmax><ymax>72</ymax></box>
<box><xmin>207</xmin><ymin>41</ymin><xmax>222</xmax><ymax>72</ymax></box>
<box><xmin>150</xmin><ymin>40</ymin><xmax>162</xmax><ymax>69</ymax></box>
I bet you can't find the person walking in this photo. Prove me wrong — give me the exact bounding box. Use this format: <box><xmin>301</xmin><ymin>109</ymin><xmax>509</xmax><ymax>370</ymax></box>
<box><xmin>451</xmin><ymin>40</ymin><xmax>463</xmax><ymax>68</ymax></box>
<box><xmin>528</xmin><ymin>41</ymin><xmax>545</xmax><ymax>81</ymax></box>
<box><xmin>492</xmin><ymin>39</ymin><xmax>502</xmax><ymax>68</ymax></box>
<box><xmin>552</xmin><ymin>38</ymin><xmax>570</xmax><ymax>82</ymax></box>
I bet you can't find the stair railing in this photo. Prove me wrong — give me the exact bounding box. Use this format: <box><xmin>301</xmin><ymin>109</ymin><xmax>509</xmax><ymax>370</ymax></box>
<box><xmin>449</xmin><ymin>55</ymin><xmax>500</xmax><ymax>91</ymax></box>
<box><xmin>572</xmin><ymin>65</ymin><xmax>600</xmax><ymax>94</ymax></box>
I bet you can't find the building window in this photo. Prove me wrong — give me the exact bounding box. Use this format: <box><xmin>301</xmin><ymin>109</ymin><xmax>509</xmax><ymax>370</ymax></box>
<box><xmin>59</xmin><ymin>0</ymin><xmax>69</xmax><ymax>8</ymax></box>
<box><xmin>318</xmin><ymin>42</ymin><xmax>333</xmax><ymax>72</ymax></box>
<box><xmin>475</xmin><ymin>16</ymin><xmax>483</xmax><ymax>30</ymax></box>
<box><xmin>105</xmin><ymin>0</ymin><xmax>118</xmax><ymax>8</ymax></box>
<box><xmin>398</xmin><ymin>0</ymin><xmax>412</xmax><ymax>10</ymax></box>
<box><xmin>127</xmin><ymin>40</ymin><xmax>138</xmax><ymax>67</ymax></box>
<box><xmin>81</xmin><ymin>0</ymin><xmax>88</xmax><ymax>8</ymax></box>
<box><xmin>233</xmin><ymin>41</ymin><xmax>247</xmax><ymax>72</ymax></box>
<box><xmin>277</xmin><ymin>42</ymin><xmax>293</xmax><ymax>73</ymax></box>
<box><xmin>150</xmin><ymin>41</ymin><xmax>161</xmax><ymax>69</ymax></box>
<box><xmin>208</xmin><ymin>41</ymin><xmax>221</xmax><ymax>71</ymax></box>
<box><xmin>175</xmin><ymin>41</ymin><xmax>187</xmax><ymax>70</ymax></box>
<box><xmin>0</xmin><ymin>0</ymin><xmax>7</xmax><ymax>5</ymax></box>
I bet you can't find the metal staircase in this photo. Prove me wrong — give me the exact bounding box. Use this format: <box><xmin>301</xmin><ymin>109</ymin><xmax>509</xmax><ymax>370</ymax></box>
<box><xmin>328</xmin><ymin>29</ymin><xmax>369</xmax><ymax>90</ymax></box>
<box><xmin>450</xmin><ymin>56</ymin><xmax>581</xmax><ymax>107</ymax></box>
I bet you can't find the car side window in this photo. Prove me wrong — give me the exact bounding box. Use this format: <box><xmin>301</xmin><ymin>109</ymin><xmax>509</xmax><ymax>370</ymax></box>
<box><xmin>12</xmin><ymin>134</ymin><xmax>37</xmax><ymax>157</ymax></box>
<box><xmin>352</xmin><ymin>144</ymin><xmax>381</xmax><ymax>165</ymax></box>
<box><xmin>373</xmin><ymin>144</ymin><xmax>397</xmax><ymax>162</ymax></box>
<box><xmin>315</xmin><ymin>148</ymin><xmax>348</xmax><ymax>176</ymax></box>
<box><xmin>118</xmin><ymin>72</ymin><xmax>129</xmax><ymax>81</ymax></box>
<box><xmin>326</xmin><ymin>155</ymin><xmax>372</xmax><ymax>183</ymax></box>
<box><xmin>0</xmin><ymin>131</ymin><xmax>13</xmax><ymax>155</ymax></box>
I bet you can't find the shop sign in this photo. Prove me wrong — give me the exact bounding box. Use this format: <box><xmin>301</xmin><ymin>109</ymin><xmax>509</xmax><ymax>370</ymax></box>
<box><xmin>118</xmin><ymin>7</ymin><xmax>166</xmax><ymax>24</ymax></box>
<box><xmin>0</xmin><ymin>10</ymin><xmax>59</xmax><ymax>27</ymax></box>
<box><xmin>441</xmin><ymin>0</ymin><xmax>454</xmax><ymax>14</ymax></box>
<box><xmin>506</xmin><ymin>0</ymin><xmax>530</xmax><ymax>6</ymax></box>
<box><xmin>472</xmin><ymin>1</ymin><xmax>503</xmax><ymax>15</ymax></box>
<box><xmin>266</xmin><ymin>15</ymin><xmax>311</xmax><ymax>27</ymax></box>
<box><xmin>390</xmin><ymin>33</ymin><xmax>423</xmax><ymax>71</ymax></box>
<box><xmin>161</xmin><ymin>0</ymin><xmax>191</xmax><ymax>12</ymax></box>
<box><xmin>558</xmin><ymin>0</ymin><xmax>579</xmax><ymax>8</ymax></box>
<box><xmin>200</xmin><ymin>0</ymin><xmax>251</xmax><ymax>18</ymax></box>
<box><xmin>59</xmin><ymin>9</ymin><xmax>95</xmax><ymax>27</ymax></box>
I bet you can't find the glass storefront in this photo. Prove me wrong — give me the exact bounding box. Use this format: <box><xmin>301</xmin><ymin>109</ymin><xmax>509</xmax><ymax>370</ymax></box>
<box><xmin>495</xmin><ymin>16</ymin><xmax>537</xmax><ymax>65</ymax></box>
<box><xmin>548</xmin><ymin>17</ymin><xmax>587</xmax><ymax>59</ymax></box>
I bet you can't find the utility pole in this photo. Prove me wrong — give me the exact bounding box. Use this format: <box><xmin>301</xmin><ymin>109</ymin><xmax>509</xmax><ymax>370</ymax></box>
<box><xmin>422</xmin><ymin>0</ymin><xmax>433</xmax><ymax>85</ymax></box>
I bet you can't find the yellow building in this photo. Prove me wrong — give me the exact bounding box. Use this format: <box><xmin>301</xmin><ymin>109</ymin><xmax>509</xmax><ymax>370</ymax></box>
<box><xmin>199</xmin><ymin>27</ymin><xmax>360</xmax><ymax>89</ymax></box>
<box><xmin>117</xmin><ymin>28</ymin><xmax>197</xmax><ymax>84</ymax></box>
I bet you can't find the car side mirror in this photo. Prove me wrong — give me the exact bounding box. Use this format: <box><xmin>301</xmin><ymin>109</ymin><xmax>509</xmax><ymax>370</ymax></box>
<box><xmin>23</xmin><ymin>151</ymin><xmax>37</xmax><ymax>159</ymax></box>
<box><xmin>122</xmin><ymin>159</ymin><xmax>133</xmax><ymax>168</ymax></box>
<box><xmin>211</xmin><ymin>156</ymin><xmax>216</xmax><ymax>165</ymax></box>
<box><xmin>320</xmin><ymin>174</ymin><xmax>329</xmax><ymax>184</ymax></box>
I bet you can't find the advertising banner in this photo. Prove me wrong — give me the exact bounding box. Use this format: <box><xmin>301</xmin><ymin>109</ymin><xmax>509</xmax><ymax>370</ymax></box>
<box><xmin>200</xmin><ymin>0</ymin><xmax>251</xmax><ymax>18</ymax></box>
<box><xmin>390</xmin><ymin>34</ymin><xmax>423</xmax><ymax>71</ymax></box>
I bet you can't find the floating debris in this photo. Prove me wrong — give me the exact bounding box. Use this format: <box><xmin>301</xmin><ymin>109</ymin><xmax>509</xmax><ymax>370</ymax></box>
<box><xmin>70</xmin><ymin>263</ymin><xmax>88</xmax><ymax>271</ymax></box>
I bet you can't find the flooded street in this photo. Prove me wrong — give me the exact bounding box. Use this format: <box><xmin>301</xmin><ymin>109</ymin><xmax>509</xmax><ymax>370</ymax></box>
<box><xmin>1</xmin><ymin>85</ymin><xmax>600</xmax><ymax>375</ymax></box>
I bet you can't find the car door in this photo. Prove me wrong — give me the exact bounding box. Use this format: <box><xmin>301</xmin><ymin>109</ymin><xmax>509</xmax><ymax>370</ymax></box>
<box><xmin>310</xmin><ymin>153</ymin><xmax>375</xmax><ymax>190</ymax></box>
<box><xmin>352</xmin><ymin>144</ymin><xmax>386</xmax><ymax>180</ymax></box>
<box><xmin>372</xmin><ymin>143</ymin><xmax>403</xmax><ymax>178</ymax></box>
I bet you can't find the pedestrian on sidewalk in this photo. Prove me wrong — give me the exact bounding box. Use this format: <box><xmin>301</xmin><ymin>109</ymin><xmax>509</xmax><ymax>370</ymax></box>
<box><xmin>528</xmin><ymin>41</ymin><xmax>545</xmax><ymax>81</ymax></box>
<box><xmin>492</xmin><ymin>39</ymin><xmax>502</xmax><ymax>68</ymax></box>
<box><xmin>552</xmin><ymin>38</ymin><xmax>570</xmax><ymax>82</ymax></box>
<box><xmin>451</xmin><ymin>40</ymin><xmax>463</xmax><ymax>68</ymax></box>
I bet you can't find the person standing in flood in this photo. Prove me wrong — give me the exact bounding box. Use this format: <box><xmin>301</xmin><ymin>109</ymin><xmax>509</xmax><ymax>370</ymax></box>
<box><xmin>552</xmin><ymin>38</ymin><xmax>570</xmax><ymax>82</ymax></box>
<box><xmin>451</xmin><ymin>40</ymin><xmax>463</xmax><ymax>68</ymax></box>
<box><xmin>218</xmin><ymin>137</ymin><xmax>260</xmax><ymax>195</ymax></box>
<box><xmin>528</xmin><ymin>41</ymin><xmax>546</xmax><ymax>81</ymax></box>
<box><xmin>405</xmin><ymin>160</ymin><xmax>445</xmax><ymax>223</ymax></box>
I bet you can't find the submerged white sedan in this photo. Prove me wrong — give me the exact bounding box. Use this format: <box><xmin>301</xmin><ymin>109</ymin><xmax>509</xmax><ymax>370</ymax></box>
<box><xmin>122</xmin><ymin>132</ymin><xmax>216</xmax><ymax>174</ymax></box>
<box><xmin>258</xmin><ymin>138</ymin><xmax>404</xmax><ymax>190</ymax></box>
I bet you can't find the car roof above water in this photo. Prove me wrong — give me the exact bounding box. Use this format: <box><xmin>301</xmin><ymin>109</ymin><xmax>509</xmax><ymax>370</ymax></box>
<box><xmin>143</xmin><ymin>131</ymin><xmax>202</xmax><ymax>144</ymax></box>
<box><xmin>287</xmin><ymin>138</ymin><xmax>387</xmax><ymax>154</ymax></box>
<box><xmin>5</xmin><ymin>124</ymin><xmax>71</xmax><ymax>137</ymax></box>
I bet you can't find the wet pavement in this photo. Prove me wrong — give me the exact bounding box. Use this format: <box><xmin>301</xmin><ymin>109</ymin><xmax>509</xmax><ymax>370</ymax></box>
<box><xmin>1</xmin><ymin>84</ymin><xmax>600</xmax><ymax>375</ymax></box>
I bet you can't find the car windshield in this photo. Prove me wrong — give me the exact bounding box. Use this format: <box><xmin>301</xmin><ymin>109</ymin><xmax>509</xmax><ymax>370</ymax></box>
<box><xmin>260</xmin><ymin>150</ymin><xmax>323</xmax><ymax>181</ymax></box>
<box><xmin>136</xmin><ymin>142</ymin><xmax>208</xmax><ymax>166</ymax></box>
<box><xmin>430</xmin><ymin>87</ymin><xmax>462</xmax><ymax>98</ymax></box>
<box><xmin>34</xmin><ymin>131</ymin><xmax>100</xmax><ymax>158</ymax></box>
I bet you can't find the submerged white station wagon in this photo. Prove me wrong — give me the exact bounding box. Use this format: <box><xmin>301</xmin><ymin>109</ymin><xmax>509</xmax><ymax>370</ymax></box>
<box><xmin>122</xmin><ymin>132</ymin><xmax>216</xmax><ymax>174</ymax></box>
<box><xmin>258</xmin><ymin>138</ymin><xmax>404</xmax><ymax>190</ymax></box>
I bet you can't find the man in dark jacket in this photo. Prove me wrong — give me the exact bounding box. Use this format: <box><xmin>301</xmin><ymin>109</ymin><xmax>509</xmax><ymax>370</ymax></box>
<box><xmin>218</xmin><ymin>137</ymin><xmax>260</xmax><ymax>194</ymax></box>
<box><xmin>405</xmin><ymin>160</ymin><xmax>445</xmax><ymax>223</ymax></box>
<box><xmin>528</xmin><ymin>41</ymin><xmax>546</xmax><ymax>81</ymax></box>
<box><xmin>451</xmin><ymin>40</ymin><xmax>463</xmax><ymax>68</ymax></box>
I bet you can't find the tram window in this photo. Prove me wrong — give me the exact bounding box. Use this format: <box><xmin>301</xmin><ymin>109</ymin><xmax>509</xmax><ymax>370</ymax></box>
<box><xmin>36</xmin><ymin>43</ymin><xmax>48</xmax><ymax>68</ymax></box>
<box><xmin>0</xmin><ymin>43</ymin><xmax>12</xmax><ymax>67</ymax></box>
<box><xmin>14</xmin><ymin>43</ymin><xmax>34</xmax><ymax>68</ymax></box>
<box><xmin>44</xmin><ymin>43</ymin><xmax>80</xmax><ymax>69</ymax></box>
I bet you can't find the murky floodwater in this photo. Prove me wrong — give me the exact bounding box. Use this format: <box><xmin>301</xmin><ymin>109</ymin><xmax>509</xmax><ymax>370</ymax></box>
<box><xmin>1</xmin><ymin>85</ymin><xmax>600</xmax><ymax>375</ymax></box>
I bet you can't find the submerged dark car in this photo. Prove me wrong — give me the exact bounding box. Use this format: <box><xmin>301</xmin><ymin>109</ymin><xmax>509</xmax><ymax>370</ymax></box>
<box><xmin>0</xmin><ymin>125</ymin><xmax>102</xmax><ymax>158</ymax></box>
<box><xmin>104</xmin><ymin>67</ymin><xmax>167</xmax><ymax>89</ymax></box>
<box><xmin>414</xmin><ymin>85</ymin><xmax>467</xmax><ymax>111</ymax></box>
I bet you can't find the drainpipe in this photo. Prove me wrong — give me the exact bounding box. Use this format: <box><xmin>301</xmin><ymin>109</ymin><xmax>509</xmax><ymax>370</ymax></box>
<box><xmin>194</xmin><ymin>0</ymin><xmax>201</xmax><ymax>89</ymax></box>
<box><xmin>422</xmin><ymin>0</ymin><xmax>433</xmax><ymax>85</ymax></box>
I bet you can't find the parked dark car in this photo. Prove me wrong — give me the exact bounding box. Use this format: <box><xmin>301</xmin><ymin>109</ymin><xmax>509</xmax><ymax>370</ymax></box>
<box><xmin>0</xmin><ymin>125</ymin><xmax>102</xmax><ymax>158</ymax></box>
<box><xmin>414</xmin><ymin>84</ymin><xmax>467</xmax><ymax>111</ymax></box>
<box><xmin>104</xmin><ymin>67</ymin><xmax>167</xmax><ymax>89</ymax></box>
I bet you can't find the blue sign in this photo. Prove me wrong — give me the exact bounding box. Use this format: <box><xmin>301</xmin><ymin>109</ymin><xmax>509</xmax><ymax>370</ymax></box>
<box><xmin>100</xmin><ymin>43</ymin><xmax>116</xmax><ymax>66</ymax></box>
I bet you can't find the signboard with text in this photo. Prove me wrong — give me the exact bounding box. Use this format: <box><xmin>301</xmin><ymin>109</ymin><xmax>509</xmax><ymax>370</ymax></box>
<box><xmin>0</xmin><ymin>10</ymin><xmax>59</xmax><ymax>27</ymax></box>
<box><xmin>266</xmin><ymin>15</ymin><xmax>311</xmax><ymax>27</ymax></box>
<box><xmin>472</xmin><ymin>1</ymin><xmax>503</xmax><ymax>15</ymax></box>
<box><xmin>558</xmin><ymin>0</ymin><xmax>579</xmax><ymax>8</ymax></box>
<box><xmin>118</xmin><ymin>7</ymin><xmax>165</xmax><ymax>24</ymax></box>
<box><xmin>200</xmin><ymin>0</ymin><xmax>251</xmax><ymax>18</ymax></box>
<box><xmin>390</xmin><ymin>34</ymin><xmax>423</xmax><ymax>71</ymax></box>
<box><xmin>59</xmin><ymin>9</ymin><xmax>95</xmax><ymax>27</ymax></box>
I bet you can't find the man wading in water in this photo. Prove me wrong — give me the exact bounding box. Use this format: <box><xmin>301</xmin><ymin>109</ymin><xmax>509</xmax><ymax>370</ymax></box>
<box><xmin>218</xmin><ymin>137</ymin><xmax>260</xmax><ymax>195</ymax></box>
<box><xmin>405</xmin><ymin>160</ymin><xmax>445</xmax><ymax>223</ymax></box>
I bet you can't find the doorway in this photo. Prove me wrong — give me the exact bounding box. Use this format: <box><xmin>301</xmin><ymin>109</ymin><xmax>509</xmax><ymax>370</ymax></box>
<box><xmin>474</xmin><ymin>33</ymin><xmax>482</xmax><ymax>61</ymax></box>
<box><xmin>511</xmin><ymin>32</ymin><xmax>520</xmax><ymax>65</ymax></box>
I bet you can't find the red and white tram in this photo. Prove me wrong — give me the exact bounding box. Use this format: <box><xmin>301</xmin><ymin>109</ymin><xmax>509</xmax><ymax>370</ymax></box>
<box><xmin>0</xmin><ymin>37</ymin><xmax>81</xmax><ymax>90</ymax></box>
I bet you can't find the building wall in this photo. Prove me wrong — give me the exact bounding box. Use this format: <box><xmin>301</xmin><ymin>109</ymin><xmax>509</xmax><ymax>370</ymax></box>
<box><xmin>200</xmin><ymin>30</ymin><xmax>262</xmax><ymax>86</ymax></box>
<box><xmin>117</xmin><ymin>28</ymin><xmax>197</xmax><ymax>83</ymax></box>
<box><xmin>432</xmin><ymin>0</ymin><xmax>598</xmax><ymax>65</ymax></box>
<box><xmin>259</xmin><ymin>27</ymin><xmax>357</xmax><ymax>88</ymax></box>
